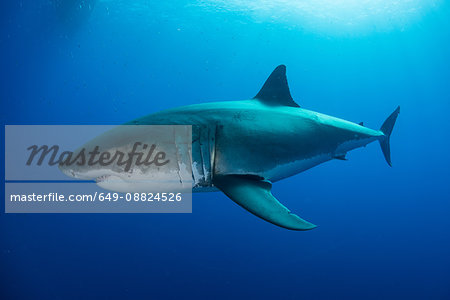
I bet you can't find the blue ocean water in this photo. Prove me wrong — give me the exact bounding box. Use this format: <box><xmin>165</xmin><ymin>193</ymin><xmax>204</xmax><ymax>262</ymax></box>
<box><xmin>1</xmin><ymin>1</ymin><xmax>450</xmax><ymax>299</ymax></box>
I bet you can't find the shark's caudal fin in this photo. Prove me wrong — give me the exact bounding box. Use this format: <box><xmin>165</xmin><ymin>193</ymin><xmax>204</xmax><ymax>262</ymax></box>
<box><xmin>254</xmin><ymin>65</ymin><xmax>300</xmax><ymax>108</ymax></box>
<box><xmin>214</xmin><ymin>175</ymin><xmax>316</xmax><ymax>231</ymax></box>
<box><xmin>379</xmin><ymin>106</ymin><xmax>400</xmax><ymax>167</ymax></box>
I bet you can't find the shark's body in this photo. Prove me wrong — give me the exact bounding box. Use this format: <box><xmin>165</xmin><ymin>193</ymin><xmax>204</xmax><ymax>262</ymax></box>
<box><xmin>130</xmin><ymin>99</ymin><xmax>385</xmax><ymax>188</ymax></box>
<box><xmin>60</xmin><ymin>65</ymin><xmax>399</xmax><ymax>230</ymax></box>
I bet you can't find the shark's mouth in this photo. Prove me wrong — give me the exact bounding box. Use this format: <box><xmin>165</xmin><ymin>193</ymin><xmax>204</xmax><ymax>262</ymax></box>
<box><xmin>95</xmin><ymin>174</ymin><xmax>129</xmax><ymax>185</ymax></box>
<box><xmin>94</xmin><ymin>173</ymin><xmax>193</xmax><ymax>193</ymax></box>
<box><xmin>95</xmin><ymin>174</ymin><xmax>132</xmax><ymax>192</ymax></box>
<box><xmin>96</xmin><ymin>174</ymin><xmax>113</xmax><ymax>183</ymax></box>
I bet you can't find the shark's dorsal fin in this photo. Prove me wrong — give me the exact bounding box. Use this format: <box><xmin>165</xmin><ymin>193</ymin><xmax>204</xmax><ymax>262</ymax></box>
<box><xmin>254</xmin><ymin>65</ymin><xmax>300</xmax><ymax>108</ymax></box>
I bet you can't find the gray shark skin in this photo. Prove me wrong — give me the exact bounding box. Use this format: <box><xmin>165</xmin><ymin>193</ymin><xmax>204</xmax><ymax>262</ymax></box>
<box><xmin>60</xmin><ymin>65</ymin><xmax>400</xmax><ymax>231</ymax></box>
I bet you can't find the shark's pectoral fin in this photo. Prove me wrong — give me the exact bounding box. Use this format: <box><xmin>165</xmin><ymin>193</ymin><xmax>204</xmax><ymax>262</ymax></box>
<box><xmin>213</xmin><ymin>175</ymin><xmax>316</xmax><ymax>231</ymax></box>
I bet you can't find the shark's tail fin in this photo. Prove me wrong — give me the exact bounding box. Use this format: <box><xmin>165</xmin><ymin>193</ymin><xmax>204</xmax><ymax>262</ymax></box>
<box><xmin>379</xmin><ymin>106</ymin><xmax>400</xmax><ymax>167</ymax></box>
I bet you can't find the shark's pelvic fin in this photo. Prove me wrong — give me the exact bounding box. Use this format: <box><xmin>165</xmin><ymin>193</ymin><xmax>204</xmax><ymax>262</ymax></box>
<box><xmin>254</xmin><ymin>65</ymin><xmax>300</xmax><ymax>108</ymax></box>
<box><xmin>334</xmin><ymin>154</ymin><xmax>347</xmax><ymax>161</ymax></box>
<box><xmin>213</xmin><ymin>175</ymin><xmax>316</xmax><ymax>231</ymax></box>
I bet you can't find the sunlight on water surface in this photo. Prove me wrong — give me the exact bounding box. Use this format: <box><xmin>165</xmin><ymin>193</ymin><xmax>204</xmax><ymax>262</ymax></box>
<box><xmin>193</xmin><ymin>0</ymin><xmax>441</xmax><ymax>35</ymax></box>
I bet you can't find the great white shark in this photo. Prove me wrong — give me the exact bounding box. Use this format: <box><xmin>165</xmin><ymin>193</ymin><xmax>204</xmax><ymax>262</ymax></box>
<box><xmin>60</xmin><ymin>65</ymin><xmax>399</xmax><ymax>230</ymax></box>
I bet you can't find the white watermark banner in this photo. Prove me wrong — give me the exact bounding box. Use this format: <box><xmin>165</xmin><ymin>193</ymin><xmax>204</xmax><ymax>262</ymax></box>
<box><xmin>5</xmin><ymin>125</ymin><xmax>193</xmax><ymax>213</ymax></box>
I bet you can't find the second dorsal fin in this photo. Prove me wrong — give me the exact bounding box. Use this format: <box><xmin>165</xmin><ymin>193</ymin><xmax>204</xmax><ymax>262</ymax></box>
<box><xmin>253</xmin><ymin>65</ymin><xmax>300</xmax><ymax>108</ymax></box>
